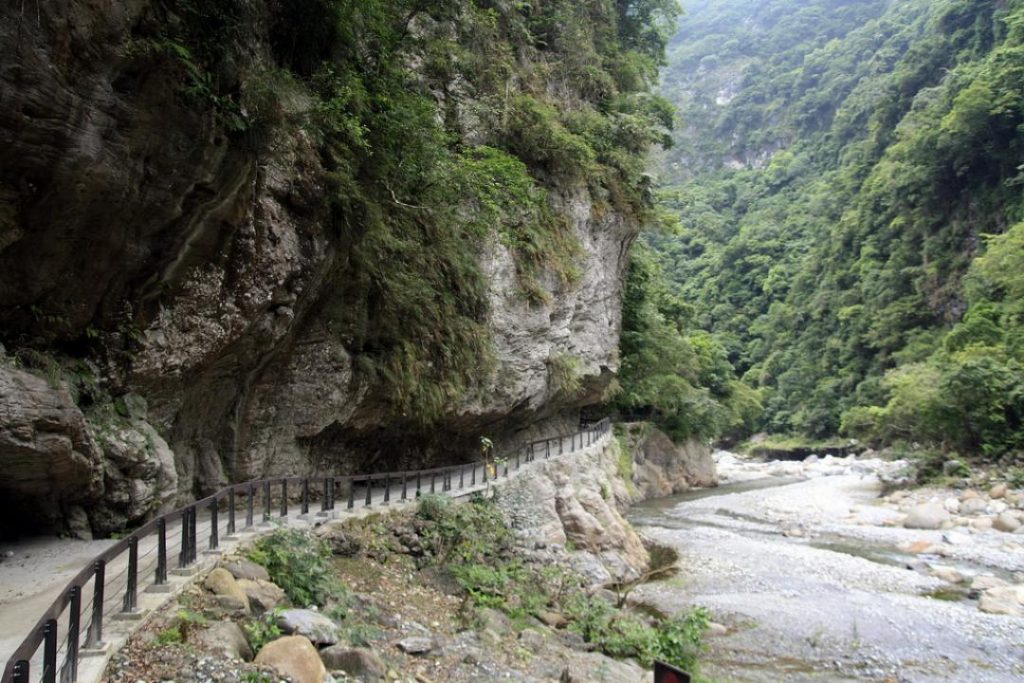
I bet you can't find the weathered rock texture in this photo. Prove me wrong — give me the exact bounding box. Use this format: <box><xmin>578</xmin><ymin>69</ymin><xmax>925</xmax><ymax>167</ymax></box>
<box><xmin>0</xmin><ymin>364</ymin><xmax>103</xmax><ymax>534</ymax></box>
<box><xmin>618</xmin><ymin>422</ymin><xmax>718</xmax><ymax>498</ymax></box>
<box><xmin>495</xmin><ymin>436</ymin><xmax>650</xmax><ymax>585</ymax></box>
<box><xmin>0</xmin><ymin>2</ymin><xmax>638</xmax><ymax>534</ymax></box>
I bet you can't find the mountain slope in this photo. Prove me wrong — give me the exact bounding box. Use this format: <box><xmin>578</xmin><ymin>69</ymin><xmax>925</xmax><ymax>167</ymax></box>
<box><xmin>652</xmin><ymin>0</ymin><xmax>1024</xmax><ymax>459</ymax></box>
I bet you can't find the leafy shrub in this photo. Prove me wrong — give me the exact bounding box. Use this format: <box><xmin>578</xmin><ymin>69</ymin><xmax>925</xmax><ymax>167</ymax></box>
<box><xmin>249</xmin><ymin>530</ymin><xmax>340</xmax><ymax>607</ymax></box>
<box><xmin>243</xmin><ymin>608</ymin><xmax>283</xmax><ymax>652</ymax></box>
<box><xmin>565</xmin><ymin>594</ymin><xmax>708</xmax><ymax>670</ymax></box>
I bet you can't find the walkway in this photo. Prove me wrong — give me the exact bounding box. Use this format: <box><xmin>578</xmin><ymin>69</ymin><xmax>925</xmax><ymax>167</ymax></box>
<box><xmin>1</xmin><ymin>420</ymin><xmax>611</xmax><ymax>683</ymax></box>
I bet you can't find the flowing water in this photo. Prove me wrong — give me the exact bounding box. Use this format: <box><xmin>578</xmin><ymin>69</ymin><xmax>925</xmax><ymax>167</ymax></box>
<box><xmin>626</xmin><ymin>457</ymin><xmax>1024</xmax><ymax>682</ymax></box>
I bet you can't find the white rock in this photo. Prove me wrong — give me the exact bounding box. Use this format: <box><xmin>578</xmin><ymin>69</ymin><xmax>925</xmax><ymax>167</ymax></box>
<box><xmin>931</xmin><ymin>566</ymin><xmax>964</xmax><ymax>584</ymax></box>
<box><xmin>993</xmin><ymin>513</ymin><xmax>1022</xmax><ymax>533</ymax></box>
<box><xmin>990</xmin><ymin>500</ymin><xmax>1008</xmax><ymax>514</ymax></box>
<box><xmin>979</xmin><ymin>585</ymin><xmax>1024</xmax><ymax>616</ymax></box>
<box><xmin>903</xmin><ymin>504</ymin><xmax>950</xmax><ymax>530</ymax></box>
<box><xmin>990</xmin><ymin>483</ymin><xmax>1008</xmax><ymax>499</ymax></box>
<box><xmin>961</xmin><ymin>498</ymin><xmax>989</xmax><ymax>515</ymax></box>
<box><xmin>943</xmin><ymin>498</ymin><xmax>961</xmax><ymax>514</ymax></box>
<box><xmin>972</xmin><ymin>575</ymin><xmax>1009</xmax><ymax>591</ymax></box>
<box><xmin>942</xmin><ymin>531</ymin><xmax>970</xmax><ymax>546</ymax></box>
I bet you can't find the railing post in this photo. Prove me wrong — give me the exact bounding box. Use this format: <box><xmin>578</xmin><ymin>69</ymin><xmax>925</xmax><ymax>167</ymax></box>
<box><xmin>189</xmin><ymin>506</ymin><xmax>198</xmax><ymax>564</ymax></box>
<box><xmin>302</xmin><ymin>478</ymin><xmax>310</xmax><ymax>515</ymax></box>
<box><xmin>227</xmin><ymin>489</ymin><xmax>236</xmax><ymax>535</ymax></box>
<box><xmin>430</xmin><ymin>472</ymin><xmax>437</xmax><ymax>493</ymax></box>
<box><xmin>42</xmin><ymin>618</ymin><xmax>57</xmax><ymax>683</ymax></box>
<box><xmin>209</xmin><ymin>502</ymin><xmax>219</xmax><ymax>551</ymax></box>
<box><xmin>179</xmin><ymin>510</ymin><xmax>190</xmax><ymax>568</ymax></box>
<box><xmin>471</xmin><ymin>465</ymin><xmax>476</xmax><ymax>486</ymax></box>
<box><xmin>401</xmin><ymin>474</ymin><xmax>408</xmax><ymax>501</ymax></box>
<box><xmin>155</xmin><ymin>518</ymin><xmax>167</xmax><ymax>586</ymax></box>
<box><xmin>365</xmin><ymin>477</ymin><xmax>373</xmax><ymax>507</ymax></box>
<box><xmin>383</xmin><ymin>475</ymin><xmax>391</xmax><ymax>505</ymax></box>
<box><xmin>416</xmin><ymin>472</ymin><xmax>422</xmax><ymax>496</ymax></box>
<box><xmin>11</xmin><ymin>660</ymin><xmax>29</xmax><ymax>683</ymax></box>
<box><xmin>280</xmin><ymin>479</ymin><xmax>288</xmax><ymax>517</ymax></box>
<box><xmin>327</xmin><ymin>477</ymin><xmax>336</xmax><ymax>511</ymax></box>
<box><xmin>459</xmin><ymin>466</ymin><xmax>465</xmax><ymax>489</ymax></box>
<box><xmin>122</xmin><ymin>536</ymin><xmax>138</xmax><ymax>613</ymax></box>
<box><xmin>546</xmin><ymin>441</ymin><xmax>551</xmax><ymax>459</ymax></box>
<box><xmin>85</xmin><ymin>560</ymin><xmax>105</xmax><ymax>649</ymax></box>
<box><xmin>321</xmin><ymin>478</ymin><xmax>329</xmax><ymax>512</ymax></box>
<box><xmin>65</xmin><ymin>585</ymin><xmax>81</xmax><ymax>683</ymax></box>
<box><xmin>345</xmin><ymin>477</ymin><xmax>354</xmax><ymax>510</ymax></box>
<box><xmin>516</xmin><ymin>452</ymin><xmax>521</xmax><ymax>470</ymax></box>
<box><xmin>246</xmin><ymin>485</ymin><xmax>255</xmax><ymax>528</ymax></box>
<box><xmin>560</xmin><ymin>436</ymin><xmax>564</xmax><ymax>455</ymax></box>
<box><xmin>482</xmin><ymin>462</ymin><xmax>488</xmax><ymax>484</ymax></box>
<box><xmin>263</xmin><ymin>480</ymin><xmax>272</xmax><ymax>522</ymax></box>
<box><xmin>504</xmin><ymin>459</ymin><xmax>509</xmax><ymax>477</ymax></box>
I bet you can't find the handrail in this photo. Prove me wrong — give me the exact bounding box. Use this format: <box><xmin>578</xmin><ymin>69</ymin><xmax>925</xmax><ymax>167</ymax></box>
<box><xmin>2</xmin><ymin>418</ymin><xmax>611</xmax><ymax>683</ymax></box>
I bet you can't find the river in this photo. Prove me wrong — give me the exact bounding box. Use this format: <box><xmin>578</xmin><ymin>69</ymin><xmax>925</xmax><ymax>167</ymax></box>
<box><xmin>626</xmin><ymin>452</ymin><xmax>1024</xmax><ymax>682</ymax></box>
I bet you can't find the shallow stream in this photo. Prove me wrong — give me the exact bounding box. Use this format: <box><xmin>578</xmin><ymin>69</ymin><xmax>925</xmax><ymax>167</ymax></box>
<box><xmin>627</xmin><ymin>464</ymin><xmax>1024</xmax><ymax>682</ymax></box>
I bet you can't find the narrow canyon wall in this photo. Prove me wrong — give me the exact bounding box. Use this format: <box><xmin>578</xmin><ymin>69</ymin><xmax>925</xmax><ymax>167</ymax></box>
<box><xmin>0</xmin><ymin>2</ymin><xmax>642</xmax><ymax>536</ymax></box>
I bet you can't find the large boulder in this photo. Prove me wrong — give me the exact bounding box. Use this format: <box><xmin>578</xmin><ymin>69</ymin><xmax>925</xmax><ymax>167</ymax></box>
<box><xmin>254</xmin><ymin>636</ymin><xmax>327</xmax><ymax>683</ymax></box>
<box><xmin>903</xmin><ymin>504</ymin><xmax>950</xmax><ymax>530</ymax></box>
<box><xmin>238</xmin><ymin>578</ymin><xmax>288</xmax><ymax>615</ymax></box>
<box><xmin>320</xmin><ymin>645</ymin><xmax>387</xmax><ymax>680</ymax></box>
<box><xmin>0</xmin><ymin>365</ymin><xmax>103</xmax><ymax>533</ymax></box>
<box><xmin>195</xmin><ymin>620</ymin><xmax>253</xmax><ymax>661</ymax></box>
<box><xmin>220</xmin><ymin>558</ymin><xmax>271</xmax><ymax>582</ymax></box>
<box><xmin>277</xmin><ymin>608</ymin><xmax>341</xmax><ymax>646</ymax></box>
<box><xmin>204</xmin><ymin>568</ymin><xmax>250</xmax><ymax>614</ymax></box>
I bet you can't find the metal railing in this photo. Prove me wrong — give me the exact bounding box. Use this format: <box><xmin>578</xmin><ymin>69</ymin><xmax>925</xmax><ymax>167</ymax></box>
<box><xmin>2</xmin><ymin>418</ymin><xmax>611</xmax><ymax>683</ymax></box>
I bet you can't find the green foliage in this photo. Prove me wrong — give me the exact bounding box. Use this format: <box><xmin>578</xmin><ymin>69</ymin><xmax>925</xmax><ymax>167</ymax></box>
<box><xmin>616</xmin><ymin>240</ymin><xmax>762</xmax><ymax>441</ymax></box>
<box><xmin>295</xmin><ymin>0</ymin><xmax>677</xmax><ymax>422</ymax></box>
<box><xmin>414</xmin><ymin>495</ymin><xmax>707</xmax><ymax>671</ymax></box>
<box><xmin>153</xmin><ymin>626</ymin><xmax>184</xmax><ymax>647</ymax></box>
<box><xmin>651</xmin><ymin>0</ymin><xmax>1024</xmax><ymax>458</ymax></box>
<box><xmin>415</xmin><ymin>494</ymin><xmax>515</xmax><ymax>565</ymax></box>
<box><xmin>249</xmin><ymin>530</ymin><xmax>340</xmax><ymax>607</ymax></box>
<box><xmin>119</xmin><ymin>0</ymin><xmax>677</xmax><ymax>425</ymax></box>
<box><xmin>548</xmin><ymin>353</ymin><xmax>585</xmax><ymax>398</ymax></box>
<box><xmin>565</xmin><ymin>594</ymin><xmax>709</xmax><ymax>671</ymax></box>
<box><xmin>243</xmin><ymin>608</ymin><xmax>284</xmax><ymax>652</ymax></box>
<box><xmin>150</xmin><ymin>607</ymin><xmax>207</xmax><ymax>647</ymax></box>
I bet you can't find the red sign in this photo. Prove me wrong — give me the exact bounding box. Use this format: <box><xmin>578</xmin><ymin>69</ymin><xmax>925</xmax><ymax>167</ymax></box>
<box><xmin>654</xmin><ymin>661</ymin><xmax>692</xmax><ymax>683</ymax></box>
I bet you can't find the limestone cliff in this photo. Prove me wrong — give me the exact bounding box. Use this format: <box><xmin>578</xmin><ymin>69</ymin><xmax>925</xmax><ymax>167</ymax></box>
<box><xmin>0</xmin><ymin>1</ymin><xmax>668</xmax><ymax>535</ymax></box>
<box><xmin>493</xmin><ymin>425</ymin><xmax>717</xmax><ymax>586</ymax></box>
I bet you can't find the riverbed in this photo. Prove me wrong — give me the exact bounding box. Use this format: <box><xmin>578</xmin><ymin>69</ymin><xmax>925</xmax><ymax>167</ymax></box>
<box><xmin>627</xmin><ymin>452</ymin><xmax>1024</xmax><ymax>682</ymax></box>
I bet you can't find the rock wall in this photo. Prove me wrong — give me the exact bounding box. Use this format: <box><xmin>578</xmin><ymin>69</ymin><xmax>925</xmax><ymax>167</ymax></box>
<box><xmin>0</xmin><ymin>2</ymin><xmax>639</xmax><ymax>536</ymax></box>
<box><xmin>618</xmin><ymin>422</ymin><xmax>718</xmax><ymax>499</ymax></box>
<box><xmin>494</xmin><ymin>436</ymin><xmax>651</xmax><ymax>585</ymax></box>
<box><xmin>490</xmin><ymin>425</ymin><xmax>717</xmax><ymax>586</ymax></box>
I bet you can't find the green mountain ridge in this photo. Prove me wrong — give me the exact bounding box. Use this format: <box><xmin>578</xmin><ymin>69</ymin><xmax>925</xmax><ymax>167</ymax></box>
<box><xmin>637</xmin><ymin>0</ymin><xmax>1024</xmax><ymax>460</ymax></box>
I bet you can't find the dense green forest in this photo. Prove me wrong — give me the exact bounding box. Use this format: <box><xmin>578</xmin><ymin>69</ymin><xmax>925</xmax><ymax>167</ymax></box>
<box><xmin>619</xmin><ymin>0</ymin><xmax>1024</xmax><ymax>462</ymax></box>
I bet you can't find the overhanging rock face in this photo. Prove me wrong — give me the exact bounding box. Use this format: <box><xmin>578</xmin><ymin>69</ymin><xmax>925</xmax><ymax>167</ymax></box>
<box><xmin>0</xmin><ymin>1</ymin><xmax>639</xmax><ymax>534</ymax></box>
